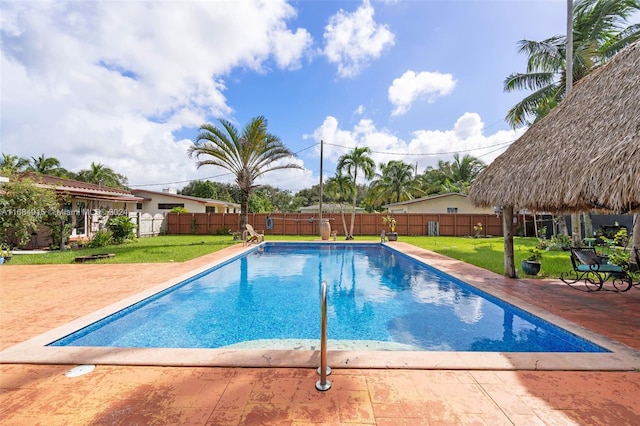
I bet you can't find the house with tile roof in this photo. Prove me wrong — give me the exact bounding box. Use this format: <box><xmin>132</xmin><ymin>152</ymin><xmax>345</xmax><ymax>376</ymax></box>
<box><xmin>14</xmin><ymin>173</ymin><xmax>143</xmax><ymax>247</ymax></box>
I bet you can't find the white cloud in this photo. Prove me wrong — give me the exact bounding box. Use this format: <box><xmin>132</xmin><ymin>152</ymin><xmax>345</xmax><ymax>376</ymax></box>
<box><xmin>0</xmin><ymin>0</ymin><xmax>313</xmax><ymax>189</ymax></box>
<box><xmin>270</xmin><ymin>26</ymin><xmax>313</xmax><ymax>70</ymax></box>
<box><xmin>323</xmin><ymin>0</ymin><xmax>395</xmax><ymax>78</ymax></box>
<box><xmin>388</xmin><ymin>70</ymin><xmax>456</xmax><ymax>116</ymax></box>
<box><xmin>309</xmin><ymin>113</ymin><xmax>525</xmax><ymax>178</ymax></box>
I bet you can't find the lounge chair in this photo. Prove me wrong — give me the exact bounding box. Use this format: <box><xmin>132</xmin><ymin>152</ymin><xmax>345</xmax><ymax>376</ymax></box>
<box><xmin>245</xmin><ymin>224</ymin><xmax>264</xmax><ymax>244</ymax></box>
<box><xmin>560</xmin><ymin>247</ymin><xmax>632</xmax><ymax>292</ymax></box>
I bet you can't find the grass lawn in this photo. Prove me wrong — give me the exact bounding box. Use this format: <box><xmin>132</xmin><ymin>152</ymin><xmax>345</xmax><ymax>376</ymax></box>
<box><xmin>5</xmin><ymin>234</ymin><xmax>571</xmax><ymax>278</ymax></box>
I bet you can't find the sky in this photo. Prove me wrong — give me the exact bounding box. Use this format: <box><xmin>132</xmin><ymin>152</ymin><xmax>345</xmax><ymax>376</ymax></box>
<box><xmin>1</xmin><ymin>0</ymin><xmax>578</xmax><ymax>193</ymax></box>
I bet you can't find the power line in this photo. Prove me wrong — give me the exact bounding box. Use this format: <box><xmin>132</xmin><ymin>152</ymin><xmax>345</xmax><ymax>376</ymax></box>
<box><xmin>322</xmin><ymin>139</ymin><xmax>515</xmax><ymax>156</ymax></box>
<box><xmin>129</xmin><ymin>172</ymin><xmax>233</xmax><ymax>187</ymax></box>
<box><xmin>130</xmin><ymin>143</ymin><xmax>319</xmax><ymax>187</ymax></box>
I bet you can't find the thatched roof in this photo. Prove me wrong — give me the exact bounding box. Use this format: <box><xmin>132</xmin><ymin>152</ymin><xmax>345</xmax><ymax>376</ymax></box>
<box><xmin>469</xmin><ymin>40</ymin><xmax>640</xmax><ymax>214</ymax></box>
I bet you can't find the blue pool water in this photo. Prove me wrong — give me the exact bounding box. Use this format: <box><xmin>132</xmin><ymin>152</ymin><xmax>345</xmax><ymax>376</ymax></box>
<box><xmin>50</xmin><ymin>243</ymin><xmax>607</xmax><ymax>352</ymax></box>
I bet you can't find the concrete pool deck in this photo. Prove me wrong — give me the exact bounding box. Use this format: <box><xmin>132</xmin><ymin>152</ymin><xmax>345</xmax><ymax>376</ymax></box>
<box><xmin>2</xmin><ymin>241</ymin><xmax>640</xmax><ymax>424</ymax></box>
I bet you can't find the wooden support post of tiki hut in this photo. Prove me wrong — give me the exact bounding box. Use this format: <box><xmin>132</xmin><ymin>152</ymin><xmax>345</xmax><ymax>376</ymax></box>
<box><xmin>503</xmin><ymin>206</ymin><xmax>516</xmax><ymax>278</ymax></box>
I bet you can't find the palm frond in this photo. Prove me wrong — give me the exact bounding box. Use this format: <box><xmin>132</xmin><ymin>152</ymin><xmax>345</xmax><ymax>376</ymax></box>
<box><xmin>504</xmin><ymin>71</ymin><xmax>556</xmax><ymax>92</ymax></box>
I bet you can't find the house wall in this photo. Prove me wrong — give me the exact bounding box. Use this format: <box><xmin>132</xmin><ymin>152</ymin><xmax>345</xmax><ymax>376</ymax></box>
<box><xmin>133</xmin><ymin>193</ymin><xmax>207</xmax><ymax>214</ymax></box>
<box><xmin>389</xmin><ymin>195</ymin><xmax>495</xmax><ymax>214</ymax></box>
<box><xmin>132</xmin><ymin>192</ymin><xmax>233</xmax><ymax>215</ymax></box>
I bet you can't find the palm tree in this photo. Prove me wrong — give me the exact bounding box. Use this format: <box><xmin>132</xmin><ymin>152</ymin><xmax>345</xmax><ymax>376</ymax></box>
<box><xmin>76</xmin><ymin>162</ymin><xmax>128</xmax><ymax>189</ymax></box>
<box><xmin>27</xmin><ymin>154</ymin><xmax>65</xmax><ymax>176</ymax></box>
<box><xmin>504</xmin><ymin>0</ymin><xmax>640</xmax><ymax>128</ymax></box>
<box><xmin>336</xmin><ymin>147</ymin><xmax>375</xmax><ymax>239</ymax></box>
<box><xmin>423</xmin><ymin>154</ymin><xmax>486</xmax><ymax>195</ymax></box>
<box><xmin>325</xmin><ymin>172</ymin><xmax>356</xmax><ymax>237</ymax></box>
<box><xmin>188</xmin><ymin>116</ymin><xmax>302</xmax><ymax>231</ymax></box>
<box><xmin>0</xmin><ymin>154</ymin><xmax>29</xmax><ymax>174</ymax></box>
<box><xmin>368</xmin><ymin>160</ymin><xmax>421</xmax><ymax>207</ymax></box>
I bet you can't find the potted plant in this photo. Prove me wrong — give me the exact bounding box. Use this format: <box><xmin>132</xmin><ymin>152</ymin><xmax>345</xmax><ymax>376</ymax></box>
<box><xmin>382</xmin><ymin>215</ymin><xmax>398</xmax><ymax>241</ymax></box>
<box><xmin>521</xmin><ymin>248</ymin><xmax>542</xmax><ymax>276</ymax></box>
<box><xmin>473</xmin><ymin>222</ymin><xmax>483</xmax><ymax>238</ymax></box>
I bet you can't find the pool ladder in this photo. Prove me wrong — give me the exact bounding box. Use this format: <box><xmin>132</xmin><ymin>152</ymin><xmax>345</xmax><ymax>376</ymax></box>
<box><xmin>315</xmin><ymin>280</ymin><xmax>332</xmax><ymax>391</ymax></box>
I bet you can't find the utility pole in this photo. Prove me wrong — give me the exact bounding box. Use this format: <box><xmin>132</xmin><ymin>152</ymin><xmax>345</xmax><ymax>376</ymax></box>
<box><xmin>319</xmin><ymin>139</ymin><xmax>323</xmax><ymax>235</ymax></box>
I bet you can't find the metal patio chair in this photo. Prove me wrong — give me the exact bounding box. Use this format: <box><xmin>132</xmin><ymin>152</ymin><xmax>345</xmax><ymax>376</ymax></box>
<box><xmin>560</xmin><ymin>247</ymin><xmax>633</xmax><ymax>292</ymax></box>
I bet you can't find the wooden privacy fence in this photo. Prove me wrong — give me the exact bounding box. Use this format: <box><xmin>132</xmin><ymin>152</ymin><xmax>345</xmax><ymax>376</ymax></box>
<box><xmin>166</xmin><ymin>212</ymin><xmax>505</xmax><ymax>237</ymax></box>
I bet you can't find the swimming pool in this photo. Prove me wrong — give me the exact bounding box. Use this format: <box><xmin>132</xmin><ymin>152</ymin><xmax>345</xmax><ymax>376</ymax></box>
<box><xmin>50</xmin><ymin>243</ymin><xmax>607</xmax><ymax>352</ymax></box>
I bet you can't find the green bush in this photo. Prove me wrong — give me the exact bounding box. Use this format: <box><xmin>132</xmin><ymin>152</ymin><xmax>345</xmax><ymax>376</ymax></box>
<box><xmin>107</xmin><ymin>215</ymin><xmax>136</xmax><ymax>244</ymax></box>
<box><xmin>87</xmin><ymin>229</ymin><xmax>113</xmax><ymax>248</ymax></box>
<box><xmin>608</xmin><ymin>248</ymin><xmax>630</xmax><ymax>267</ymax></box>
<box><xmin>215</xmin><ymin>226</ymin><xmax>230</xmax><ymax>235</ymax></box>
<box><xmin>170</xmin><ymin>206</ymin><xmax>189</xmax><ymax>213</ymax></box>
<box><xmin>543</xmin><ymin>234</ymin><xmax>571</xmax><ymax>251</ymax></box>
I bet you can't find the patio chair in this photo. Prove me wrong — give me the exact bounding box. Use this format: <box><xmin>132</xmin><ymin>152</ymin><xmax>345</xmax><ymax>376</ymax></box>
<box><xmin>560</xmin><ymin>247</ymin><xmax>632</xmax><ymax>292</ymax></box>
<box><xmin>245</xmin><ymin>224</ymin><xmax>264</xmax><ymax>244</ymax></box>
<box><xmin>631</xmin><ymin>247</ymin><xmax>640</xmax><ymax>287</ymax></box>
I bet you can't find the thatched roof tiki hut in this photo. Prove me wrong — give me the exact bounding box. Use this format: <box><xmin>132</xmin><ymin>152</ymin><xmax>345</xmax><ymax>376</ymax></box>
<box><xmin>469</xmin><ymin>40</ymin><xmax>640</xmax><ymax>278</ymax></box>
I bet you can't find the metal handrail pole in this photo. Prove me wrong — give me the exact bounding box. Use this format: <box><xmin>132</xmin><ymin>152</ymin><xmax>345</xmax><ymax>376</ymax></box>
<box><xmin>315</xmin><ymin>280</ymin><xmax>331</xmax><ymax>391</ymax></box>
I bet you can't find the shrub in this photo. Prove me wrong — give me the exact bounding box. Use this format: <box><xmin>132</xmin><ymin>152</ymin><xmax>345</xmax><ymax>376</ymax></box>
<box><xmin>107</xmin><ymin>215</ymin><xmax>136</xmax><ymax>244</ymax></box>
<box><xmin>215</xmin><ymin>226</ymin><xmax>230</xmax><ymax>235</ymax></box>
<box><xmin>544</xmin><ymin>234</ymin><xmax>571</xmax><ymax>251</ymax></box>
<box><xmin>87</xmin><ymin>229</ymin><xmax>113</xmax><ymax>248</ymax></box>
<box><xmin>608</xmin><ymin>247</ymin><xmax>630</xmax><ymax>267</ymax></box>
<box><xmin>613</xmin><ymin>228</ymin><xmax>628</xmax><ymax>247</ymax></box>
<box><xmin>170</xmin><ymin>206</ymin><xmax>189</xmax><ymax>213</ymax></box>
<box><xmin>525</xmin><ymin>248</ymin><xmax>543</xmax><ymax>262</ymax></box>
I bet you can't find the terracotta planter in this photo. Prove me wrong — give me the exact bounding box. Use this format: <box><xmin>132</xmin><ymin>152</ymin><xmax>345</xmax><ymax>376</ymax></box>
<box><xmin>320</xmin><ymin>219</ymin><xmax>331</xmax><ymax>240</ymax></box>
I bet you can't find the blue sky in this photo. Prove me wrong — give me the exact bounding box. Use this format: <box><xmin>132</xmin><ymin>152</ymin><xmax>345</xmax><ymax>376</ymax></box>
<box><xmin>1</xmin><ymin>1</ymin><xmax>581</xmax><ymax>192</ymax></box>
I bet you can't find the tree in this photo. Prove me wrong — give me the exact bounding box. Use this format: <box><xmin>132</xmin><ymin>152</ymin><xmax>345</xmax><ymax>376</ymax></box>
<box><xmin>325</xmin><ymin>172</ymin><xmax>356</xmax><ymax>237</ymax></box>
<box><xmin>368</xmin><ymin>160</ymin><xmax>421</xmax><ymax>208</ymax></box>
<box><xmin>181</xmin><ymin>181</ymin><xmax>241</xmax><ymax>203</ymax></box>
<box><xmin>251</xmin><ymin>185</ymin><xmax>299</xmax><ymax>212</ymax></box>
<box><xmin>336</xmin><ymin>147</ymin><xmax>375</xmax><ymax>239</ymax></box>
<box><xmin>421</xmin><ymin>154</ymin><xmax>486</xmax><ymax>195</ymax></box>
<box><xmin>188</xmin><ymin>116</ymin><xmax>302</xmax><ymax>231</ymax></box>
<box><xmin>294</xmin><ymin>184</ymin><xmax>322</xmax><ymax>207</ymax></box>
<box><xmin>26</xmin><ymin>154</ymin><xmax>67</xmax><ymax>177</ymax></box>
<box><xmin>248</xmin><ymin>190</ymin><xmax>273</xmax><ymax>213</ymax></box>
<box><xmin>504</xmin><ymin>0</ymin><xmax>640</xmax><ymax>128</ymax></box>
<box><xmin>75</xmin><ymin>162</ymin><xmax>129</xmax><ymax>189</ymax></box>
<box><xmin>180</xmin><ymin>180</ymin><xmax>218</xmax><ymax>199</ymax></box>
<box><xmin>0</xmin><ymin>154</ymin><xmax>29</xmax><ymax>175</ymax></box>
<box><xmin>0</xmin><ymin>174</ymin><xmax>58</xmax><ymax>246</ymax></box>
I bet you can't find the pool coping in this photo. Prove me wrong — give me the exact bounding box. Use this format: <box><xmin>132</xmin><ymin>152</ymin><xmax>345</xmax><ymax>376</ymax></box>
<box><xmin>2</xmin><ymin>241</ymin><xmax>640</xmax><ymax>371</ymax></box>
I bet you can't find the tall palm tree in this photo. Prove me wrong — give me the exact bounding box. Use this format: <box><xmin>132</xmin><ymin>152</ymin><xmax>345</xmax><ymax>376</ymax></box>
<box><xmin>0</xmin><ymin>154</ymin><xmax>29</xmax><ymax>174</ymax></box>
<box><xmin>336</xmin><ymin>147</ymin><xmax>375</xmax><ymax>239</ymax></box>
<box><xmin>368</xmin><ymin>160</ymin><xmax>421</xmax><ymax>207</ymax></box>
<box><xmin>27</xmin><ymin>154</ymin><xmax>65</xmax><ymax>176</ymax></box>
<box><xmin>76</xmin><ymin>162</ymin><xmax>129</xmax><ymax>189</ymax></box>
<box><xmin>448</xmin><ymin>153</ymin><xmax>486</xmax><ymax>184</ymax></box>
<box><xmin>325</xmin><ymin>172</ymin><xmax>355</xmax><ymax>237</ymax></box>
<box><xmin>425</xmin><ymin>154</ymin><xmax>486</xmax><ymax>195</ymax></box>
<box><xmin>188</xmin><ymin>116</ymin><xmax>302</xmax><ymax>231</ymax></box>
<box><xmin>504</xmin><ymin>0</ymin><xmax>640</xmax><ymax>128</ymax></box>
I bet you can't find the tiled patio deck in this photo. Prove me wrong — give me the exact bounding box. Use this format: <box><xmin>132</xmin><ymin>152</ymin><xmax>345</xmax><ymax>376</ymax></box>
<box><xmin>1</xmin><ymin>242</ymin><xmax>640</xmax><ymax>425</ymax></box>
